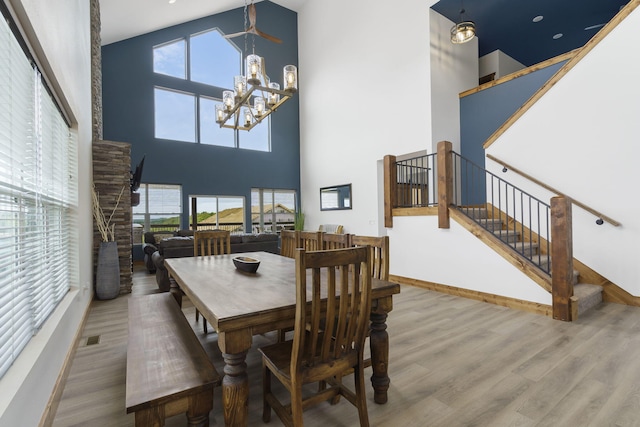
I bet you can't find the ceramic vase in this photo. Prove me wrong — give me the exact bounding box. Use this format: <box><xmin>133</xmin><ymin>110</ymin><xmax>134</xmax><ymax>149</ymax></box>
<box><xmin>96</xmin><ymin>241</ymin><xmax>120</xmax><ymax>300</ymax></box>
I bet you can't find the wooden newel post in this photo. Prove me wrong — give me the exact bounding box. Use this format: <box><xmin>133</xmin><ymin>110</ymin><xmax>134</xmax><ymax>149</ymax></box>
<box><xmin>551</xmin><ymin>196</ymin><xmax>574</xmax><ymax>321</ymax></box>
<box><xmin>383</xmin><ymin>155</ymin><xmax>397</xmax><ymax>228</ymax></box>
<box><xmin>437</xmin><ymin>141</ymin><xmax>453</xmax><ymax>229</ymax></box>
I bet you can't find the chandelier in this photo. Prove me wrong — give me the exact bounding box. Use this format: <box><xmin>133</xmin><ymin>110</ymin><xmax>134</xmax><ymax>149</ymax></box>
<box><xmin>450</xmin><ymin>8</ymin><xmax>476</xmax><ymax>44</ymax></box>
<box><xmin>216</xmin><ymin>1</ymin><xmax>298</xmax><ymax>131</ymax></box>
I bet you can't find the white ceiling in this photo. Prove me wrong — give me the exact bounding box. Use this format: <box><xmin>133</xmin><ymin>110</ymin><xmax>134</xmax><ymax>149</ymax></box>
<box><xmin>100</xmin><ymin>0</ymin><xmax>307</xmax><ymax>46</ymax></box>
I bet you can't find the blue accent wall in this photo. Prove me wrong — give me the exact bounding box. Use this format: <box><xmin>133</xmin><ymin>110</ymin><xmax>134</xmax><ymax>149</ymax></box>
<box><xmin>460</xmin><ymin>61</ymin><xmax>567</xmax><ymax>169</ymax></box>
<box><xmin>102</xmin><ymin>1</ymin><xmax>299</xmax><ymax>230</ymax></box>
<box><xmin>458</xmin><ymin>61</ymin><xmax>567</xmax><ymax>205</ymax></box>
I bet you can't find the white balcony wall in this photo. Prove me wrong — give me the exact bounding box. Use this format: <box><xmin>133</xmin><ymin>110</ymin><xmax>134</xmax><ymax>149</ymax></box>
<box><xmin>297</xmin><ymin>0</ymin><xmax>436</xmax><ymax>235</ymax></box>
<box><xmin>485</xmin><ymin>6</ymin><xmax>640</xmax><ymax>295</ymax></box>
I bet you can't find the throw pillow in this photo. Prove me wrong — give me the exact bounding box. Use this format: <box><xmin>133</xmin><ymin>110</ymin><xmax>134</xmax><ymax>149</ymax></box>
<box><xmin>153</xmin><ymin>233</ymin><xmax>174</xmax><ymax>243</ymax></box>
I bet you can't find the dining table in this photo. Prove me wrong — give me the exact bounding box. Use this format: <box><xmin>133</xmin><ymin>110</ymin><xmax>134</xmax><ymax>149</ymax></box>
<box><xmin>165</xmin><ymin>251</ymin><xmax>401</xmax><ymax>427</ymax></box>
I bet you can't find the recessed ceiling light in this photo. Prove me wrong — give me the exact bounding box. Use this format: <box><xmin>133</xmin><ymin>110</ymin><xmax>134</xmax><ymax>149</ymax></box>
<box><xmin>532</xmin><ymin>15</ymin><xmax>544</xmax><ymax>23</ymax></box>
<box><xmin>169</xmin><ymin>0</ymin><xmax>176</xmax><ymax>3</ymax></box>
<box><xmin>553</xmin><ymin>33</ymin><xmax>563</xmax><ymax>39</ymax></box>
<box><xmin>584</xmin><ymin>24</ymin><xmax>605</xmax><ymax>31</ymax></box>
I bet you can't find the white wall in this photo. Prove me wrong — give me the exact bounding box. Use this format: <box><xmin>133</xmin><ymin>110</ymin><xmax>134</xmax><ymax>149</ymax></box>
<box><xmin>0</xmin><ymin>1</ymin><xmax>93</xmax><ymax>425</ymax></box>
<box><xmin>297</xmin><ymin>0</ymin><xmax>436</xmax><ymax>235</ymax></box>
<box><xmin>430</xmin><ymin>9</ymin><xmax>478</xmax><ymax>153</ymax></box>
<box><xmin>389</xmin><ymin>216</ymin><xmax>552</xmax><ymax>305</ymax></box>
<box><xmin>486</xmin><ymin>6</ymin><xmax>640</xmax><ymax>295</ymax></box>
<box><xmin>479</xmin><ymin>50</ymin><xmax>525</xmax><ymax>80</ymax></box>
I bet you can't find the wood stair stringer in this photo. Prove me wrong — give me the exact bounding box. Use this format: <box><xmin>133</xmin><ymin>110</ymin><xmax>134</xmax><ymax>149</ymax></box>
<box><xmin>450</xmin><ymin>208</ymin><xmax>603</xmax><ymax>320</ymax></box>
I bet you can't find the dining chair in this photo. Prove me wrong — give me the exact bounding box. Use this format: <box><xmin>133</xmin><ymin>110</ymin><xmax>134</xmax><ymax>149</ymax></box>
<box><xmin>350</xmin><ymin>235</ymin><xmax>389</xmax><ymax>281</ymax></box>
<box><xmin>259</xmin><ymin>247</ymin><xmax>372</xmax><ymax>427</ymax></box>
<box><xmin>318</xmin><ymin>224</ymin><xmax>344</xmax><ymax>234</ymax></box>
<box><xmin>350</xmin><ymin>235</ymin><xmax>389</xmax><ymax>374</ymax></box>
<box><xmin>193</xmin><ymin>229</ymin><xmax>231</xmax><ymax>256</ymax></box>
<box><xmin>322</xmin><ymin>232</ymin><xmax>351</xmax><ymax>250</ymax></box>
<box><xmin>280</xmin><ymin>229</ymin><xmax>299</xmax><ymax>258</ymax></box>
<box><xmin>298</xmin><ymin>230</ymin><xmax>322</xmax><ymax>251</ymax></box>
<box><xmin>193</xmin><ymin>230</ymin><xmax>231</xmax><ymax>333</ymax></box>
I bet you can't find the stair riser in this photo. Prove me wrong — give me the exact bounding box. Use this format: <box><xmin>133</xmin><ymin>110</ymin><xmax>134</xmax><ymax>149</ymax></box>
<box><xmin>478</xmin><ymin>220</ymin><xmax>503</xmax><ymax>232</ymax></box>
<box><xmin>460</xmin><ymin>208</ymin><xmax>488</xmax><ymax>220</ymax></box>
<box><xmin>494</xmin><ymin>231</ymin><xmax>520</xmax><ymax>244</ymax></box>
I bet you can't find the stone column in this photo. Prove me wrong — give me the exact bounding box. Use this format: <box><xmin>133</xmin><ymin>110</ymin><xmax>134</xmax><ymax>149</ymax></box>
<box><xmin>93</xmin><ymin>141</ymin><xmax>133</xmax><ymax>294</ymax></box>
<box><xmin>91</xmin><ymin>0</ymin><xmax>102</xmax><ymax>141</ymax></box>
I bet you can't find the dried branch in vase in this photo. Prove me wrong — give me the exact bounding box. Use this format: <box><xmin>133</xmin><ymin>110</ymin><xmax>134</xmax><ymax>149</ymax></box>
<box><xmin>92</xmin><ymin>184</ymin><xmax>125</xmax><ymax>242</ymax></box>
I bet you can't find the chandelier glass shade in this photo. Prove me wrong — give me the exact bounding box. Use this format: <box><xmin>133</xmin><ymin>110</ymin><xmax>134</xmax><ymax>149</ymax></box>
<box><xmin>215</xmin><ymin>54</ymin><xmax>298</xmax><ymax>131</ymax></box>
<box><xmin>450</xmin><ymin>7</ymin><xmax>475</xmax><ymax>44</ymax></box>
<box><xmin>451</xmin><ymin>21</ymin><xmax>475</xmax><ymax>44</ymax></box>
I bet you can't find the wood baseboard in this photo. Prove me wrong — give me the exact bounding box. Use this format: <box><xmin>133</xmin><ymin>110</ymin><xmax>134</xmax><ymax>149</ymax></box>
<box><xmin>390</xmin><ymin>274</ymin><xmax>553</xmax><ymax>317</ymax></box>
<box><xmin>39</xmin><ymin>299</ymin><xmax>93</xmax><ymax>427</ymax></box>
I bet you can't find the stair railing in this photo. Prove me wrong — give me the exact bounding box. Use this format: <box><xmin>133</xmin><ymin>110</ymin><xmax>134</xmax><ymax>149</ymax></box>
<box><xmin>450</xmin><ymin>151</ymin><xmax>552</xmax><ymax>275</ymax></box>
<box><xmin>395</xmin><ymin>154</ymin><xmax>437</xmax><ymax>208</ymax></box>
<box><xmin>384</xmin><ymin>141</ymin><xmax>577</xmax><ymax>320</ymax></box>
<box><xmin>487</xmin><ymin>154</ymin><xmax>620</xmax><ymax>227</ymax></box>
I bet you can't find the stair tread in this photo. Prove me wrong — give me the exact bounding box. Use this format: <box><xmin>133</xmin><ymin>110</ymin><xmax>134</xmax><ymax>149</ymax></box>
<box><xmin>573</xmin><ymin>283</ymin><xmax>604</xmax><ymax>298</ymax></box>
<box><xmin>509</xmin><ymin>241</ymin><xmax>539</xmax><ymax>249</ymax></box>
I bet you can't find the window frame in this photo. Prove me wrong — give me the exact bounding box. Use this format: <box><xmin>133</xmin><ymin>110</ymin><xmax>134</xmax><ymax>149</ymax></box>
<box><xmin>251</xmin><ymin>188</ymin><xmax>297</xmax><ymax>233</ymax></box>
<box><xmin>151</xmin><ymin>28</ymin><xmax>271</xmax><ymax>151</ymax></box>
<box><xmin>133</xmin><ymin>183</ymin><xmax>183</xmax><ymax>233</ymax></box>
<box><xmin>189</xmin><ymin>195</ymin><xmax>246</xmax><ymax>234</ymax></box>
<box><xmin>0</xmin><ymin>6</ymin><xmax>78</xmax><ymax>380</ymax></box>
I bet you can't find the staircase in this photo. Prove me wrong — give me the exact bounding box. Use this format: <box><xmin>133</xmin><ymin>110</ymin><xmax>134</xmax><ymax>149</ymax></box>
<box><xmin>459</xmin><ymin>206</ymin><xmax>603</xmax><ymax>319</ymax></box>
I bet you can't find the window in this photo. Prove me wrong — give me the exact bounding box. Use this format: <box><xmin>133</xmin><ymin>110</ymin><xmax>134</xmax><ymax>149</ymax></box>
<box><xmin>251</xmin><ymin>189</ymin><xmax>296</xmax><ymax>233</ymax></box>
<box><xmin>152</xmin><ymin>29</ymin><xmax>270</xmax><ymax>151</ymax></box>
<box><xmin>0</xmin><ymin>12</ymin><xmax>78</xmax><ymax>379</ymax></box>
<box><xmin>190</xmin><ymin>29</ymin><xmax>239</xmax><ymax>88</ymax></box>
<box><xmin>133</xmin><ymin>184</ymin><xmax>182</xmax><ymax>233</ymax></box>
<box><xmin>199</xmin><ymin>96</ymin><xmax>234</xmax><ymax>147</ymax></box>
<box><xmin>189</xmin><ymin>195</ymin><xmax>245</xmax><ymax>234</ymax></box>
<box><xmin>153</xmin><ymin>39</ymin><xmax>186</xmax><ymax>79</ymax></box>
<box><xmin>154</xmin><ymin>88</ymin><xmax>196</xmax><ymax>143</ymax></box>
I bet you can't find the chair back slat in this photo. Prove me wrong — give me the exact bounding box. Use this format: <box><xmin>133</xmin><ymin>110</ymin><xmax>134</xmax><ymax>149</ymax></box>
<box><xmin>293</xmin><ymin>247</ymin><xmax>371</xmax><ymax>372</ymax></box>
<box><xmin>298</xmin><ymin>231</ymin><xmax>322</xmax><ymax>251</ymax></box>
<box><xmin>280</xmin><ymin>230</ymin><xmax>299</xmax><ymax>258</ymax></box>
<box><xmin>322</xmin><ymin>232</ymin><xmax>351</xmax><ymax>250</ymax></box>
<box><xmin>194</xmin><ymin>230</ymin><xmax>231</xmax><ymax>256</ymax></box>
<box><xmin>351</xmin><ymin>235</ymin><xmax>389</xmax><ymax>281</ymax></box>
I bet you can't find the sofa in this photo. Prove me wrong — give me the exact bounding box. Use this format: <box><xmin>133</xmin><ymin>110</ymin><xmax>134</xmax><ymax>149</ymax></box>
<box><xmin>142</xmin><ymin>230</ymin><xmax>193</xmax><ymax>273</ymax></box>
<box><xmin>146</xmin><ymin>230</ymin><xmax>280</xmax><ymax>291</ymax></box>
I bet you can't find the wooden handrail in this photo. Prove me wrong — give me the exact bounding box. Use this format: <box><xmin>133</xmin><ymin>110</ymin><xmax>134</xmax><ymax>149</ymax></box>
<box><xmin>459</xmin><ymin>49</ymin><xmax>579</xmax><ymax>99</ymax></box>
<box><xmin>486</xmin><ymin>154</ymin><xmax>621</xmax><ymax>227</ymax></box>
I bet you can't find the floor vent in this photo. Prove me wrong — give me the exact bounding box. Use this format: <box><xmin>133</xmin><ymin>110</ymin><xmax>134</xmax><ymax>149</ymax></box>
<box><xmin>86</xmin><ymin>335</ymin><xmax>100</xmax><ymax>346</ymax></box>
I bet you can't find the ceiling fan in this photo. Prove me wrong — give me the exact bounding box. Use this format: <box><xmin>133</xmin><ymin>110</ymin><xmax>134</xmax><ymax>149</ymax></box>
<box><xmin>223</xmin><ymin>2</ymin><xmax>282</xmax><ymax>44</ymax></box>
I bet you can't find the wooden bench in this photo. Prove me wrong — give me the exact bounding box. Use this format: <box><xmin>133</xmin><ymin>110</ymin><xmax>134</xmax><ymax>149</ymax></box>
<box><xmin>126</xmin><ymin>293</ymin><xmax>221</xmax><ymax>426</ymax></box>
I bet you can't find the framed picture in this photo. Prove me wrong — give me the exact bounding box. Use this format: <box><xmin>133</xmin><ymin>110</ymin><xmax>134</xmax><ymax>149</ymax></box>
<box><xmin>320</xmin><ymin>184</ymin><xmax>352</xmax><ymax>211</ymax></box>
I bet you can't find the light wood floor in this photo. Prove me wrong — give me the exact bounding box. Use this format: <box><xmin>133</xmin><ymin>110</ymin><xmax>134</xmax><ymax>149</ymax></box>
<box><xmin>52</xmin><ymin>264</ymin><xmax>640</xmax><ymax>426</ymax></box>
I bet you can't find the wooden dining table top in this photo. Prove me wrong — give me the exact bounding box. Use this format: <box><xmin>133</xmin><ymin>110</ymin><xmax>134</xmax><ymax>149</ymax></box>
<box><xmin>165</xmin><ymin>251</ymin><xmax>401</xmax><ymax>334</ymax></box>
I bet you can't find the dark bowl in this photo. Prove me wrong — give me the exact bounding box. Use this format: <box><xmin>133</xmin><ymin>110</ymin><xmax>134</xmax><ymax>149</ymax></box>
<box><xmin>233</xmin><ymin>256</ymin><xmax>260</xmax><ymax>273</ymax></box>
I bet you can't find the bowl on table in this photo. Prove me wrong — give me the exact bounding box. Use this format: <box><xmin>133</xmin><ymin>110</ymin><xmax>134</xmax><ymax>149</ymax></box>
<box><xmin>233</xmin><ymin>256</ymin><xmax>260</xmax><ymax>273</ymax></box>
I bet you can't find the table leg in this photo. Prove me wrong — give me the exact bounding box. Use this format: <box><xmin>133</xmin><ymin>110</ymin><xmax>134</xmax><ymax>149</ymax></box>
<box><xmin>370</xmin><ymin>297</ymin><xmax>393</xmax><ymax>404</ymax></box>
<box><xmin>218</xmin><ymin>330</ymin><xmax>252</xmax><ymax>427</ymax></box>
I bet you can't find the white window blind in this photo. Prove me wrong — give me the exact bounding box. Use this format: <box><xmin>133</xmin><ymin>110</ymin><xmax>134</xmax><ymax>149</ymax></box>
<box><xmin>0</xmin><ymin>9</ymin><xmax>78</xmax><ymax>379</ymax></box>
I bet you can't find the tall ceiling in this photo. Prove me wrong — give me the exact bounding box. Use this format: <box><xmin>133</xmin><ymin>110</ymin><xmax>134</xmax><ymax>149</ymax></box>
<box><xmin>100</xmin><ymin>0</ymin><xmax>306</xmax><ymax>46</ymax></box>
<box><xmin>101</xmin><ymin>0</ymin><xmax>630</xmax><ymax>66</ymax></box>
<box><xmin>432</xmin><ymin>0</ymin><xmax>630</xmax><ymax>66</ymax></box>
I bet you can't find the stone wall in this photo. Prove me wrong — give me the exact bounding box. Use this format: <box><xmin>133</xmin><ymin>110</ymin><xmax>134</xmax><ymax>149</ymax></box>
<box><xmin>93</xmin><ymin>140</ymin><xmax>132</xmax><ymax>294</ymax></box>
<box><xmin>91</xmin><ymin>0</ymin><xmax>102</xmax><ymax>141</ymax></box>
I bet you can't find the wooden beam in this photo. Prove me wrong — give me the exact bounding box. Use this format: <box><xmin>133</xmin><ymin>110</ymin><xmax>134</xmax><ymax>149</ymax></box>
<box><xmin>437</xmin><ymin>141</ymin><xmax>453</xmax><ymax>229</ymax></box>
<box><xmin>383</xmin><ymin>155</ymin><xmax>396</xmax><ymax>228</ymax></box>
<box><xmin>551</xmin><ymin>196</ymin><xmax>574</xmax><ymax>321</ymax></box>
